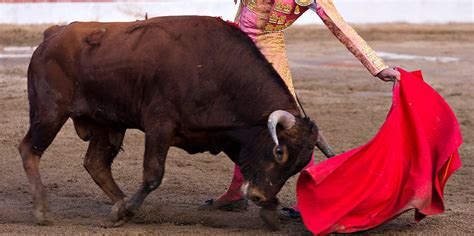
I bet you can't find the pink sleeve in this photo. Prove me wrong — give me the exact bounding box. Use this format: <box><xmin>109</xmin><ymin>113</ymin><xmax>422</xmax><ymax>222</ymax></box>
<box><xmin>312</xmin><ymin>0</ymin><xmax>387</xmax><ymax>76</ymax></box>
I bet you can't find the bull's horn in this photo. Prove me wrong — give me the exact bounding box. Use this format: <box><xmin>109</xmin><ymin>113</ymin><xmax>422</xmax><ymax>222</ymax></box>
<box><xmin>267</xmin><ymin>110</ymin><xmax>296</xmax><ymax>146</ymax></box>
<box><xmin>315</xmin><ymin>132</ymin><xmax>336</xmax><ymax>158</ymax></box>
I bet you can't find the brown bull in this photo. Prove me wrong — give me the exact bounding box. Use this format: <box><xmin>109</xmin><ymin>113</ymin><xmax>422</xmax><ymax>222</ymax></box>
<box><xmin>19</xmin><ymin>16</ymin><xmax>328</xmax><ymax>230</ymax></box>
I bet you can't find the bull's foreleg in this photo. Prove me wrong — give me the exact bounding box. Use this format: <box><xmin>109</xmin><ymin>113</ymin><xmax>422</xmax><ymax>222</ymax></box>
<box><xmin>116</xmin><ymin>128</ymin><xmax>172</xmax><ymax>221</ymax></box>
<box><xmin>82</xmin><ymin>127</ymin><xmax>127</xmax><ymax>222</ymax></box>
<box><xmin>259</xmin><ymin>197</ymin><xmax>280</xmax><ymax>231</ymax></box>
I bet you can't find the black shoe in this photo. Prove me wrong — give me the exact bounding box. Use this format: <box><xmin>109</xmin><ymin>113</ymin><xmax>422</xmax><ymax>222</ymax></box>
<box><xmin>198</xmin><ymin>198</ymin><xmax>248</xmax><ymax>212</ymax></box>
<box><xmin>279</xmin><ymin>207</ymin><xmax>301</xmax><ymax>220</ymax></box>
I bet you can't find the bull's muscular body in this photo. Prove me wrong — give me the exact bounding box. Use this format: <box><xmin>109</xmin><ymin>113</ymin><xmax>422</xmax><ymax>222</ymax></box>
<box><xmin>19</xmin><ymin>16</ymin><xmax>318</xmax><ymax>229</ymax></box>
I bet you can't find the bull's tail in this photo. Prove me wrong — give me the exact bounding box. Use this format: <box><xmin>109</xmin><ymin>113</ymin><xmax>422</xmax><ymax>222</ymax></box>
<box><xmin>316</xmin><ymin>132</ymin><xmax>336</xmax><ymax>158</ymax></box>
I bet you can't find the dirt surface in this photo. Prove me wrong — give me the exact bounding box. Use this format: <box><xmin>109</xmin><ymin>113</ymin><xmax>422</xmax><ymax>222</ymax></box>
<box><xmin>0</xmin><ymin>23</ymin><xmax>473</xmax><ymax>234</ymax></box>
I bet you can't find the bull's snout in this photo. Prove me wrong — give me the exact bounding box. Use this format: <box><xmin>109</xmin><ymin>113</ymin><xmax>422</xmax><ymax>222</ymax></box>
<box><xmin>242</xmin><ymin>181</ymin><xmax>273</xmax><ymax>205</ymax></box>
<box><xmin>248</xmin><ymin>188</ymin><xmax>270</xmax><ymax>206</ymax></box>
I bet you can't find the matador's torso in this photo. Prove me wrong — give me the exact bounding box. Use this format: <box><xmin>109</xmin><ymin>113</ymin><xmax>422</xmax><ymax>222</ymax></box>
<box><xmin>239</xmin><ymin>0</ymin><xmax>312</xmax><ymax>34</ymax></box>
<box><xmin>235</xmin><ymin>0</ymin><xmax>388</xmax><ymax>76</ymax></box>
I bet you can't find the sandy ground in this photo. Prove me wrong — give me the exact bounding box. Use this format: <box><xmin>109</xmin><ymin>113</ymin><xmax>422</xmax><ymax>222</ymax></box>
<box><xmin>0</xmin><ymin>23</ymin><xmax>473</xmax><ymax>234</ymax></box>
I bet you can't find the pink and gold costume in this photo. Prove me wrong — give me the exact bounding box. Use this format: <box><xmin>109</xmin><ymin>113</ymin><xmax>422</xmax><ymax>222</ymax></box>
<box><xmin>235</xmin><ymin>0</ymin><xmax>388</xmax><ymax>95</ymax></box>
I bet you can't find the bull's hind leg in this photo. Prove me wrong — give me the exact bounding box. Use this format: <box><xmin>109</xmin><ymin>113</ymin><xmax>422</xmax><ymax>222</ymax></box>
<box><xmin>81</xmin><ymin>126</ymin><xmax>127</xmax><ymax>222</ymax></box>
<box><xmin>19</xmin><ymin>115</ymin><xmax>68</xmax><ymax>225</ymax></box>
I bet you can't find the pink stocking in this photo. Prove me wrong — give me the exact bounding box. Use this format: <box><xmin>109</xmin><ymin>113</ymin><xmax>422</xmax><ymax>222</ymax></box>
<box><xmin>216</xmin><ymin>165</ymin><xmax>244</xmax><ymax>202</ymax></box>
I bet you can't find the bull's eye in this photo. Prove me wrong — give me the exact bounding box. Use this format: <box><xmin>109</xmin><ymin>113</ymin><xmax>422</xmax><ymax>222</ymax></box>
<box><xmin>273</xmin><ymin>145</ymin><xmax>288</xmax><ymax>164</ymax></box>
<box><xmin>276</xmin><ymin>147</ymin><xmax>284</xmax><ymax>159</ymax></box>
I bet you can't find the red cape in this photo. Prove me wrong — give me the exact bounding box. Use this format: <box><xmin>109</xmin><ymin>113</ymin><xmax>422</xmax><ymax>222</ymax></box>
<box><xmin>297</xmin><ymin>69</ymin><xmax>462</xmax><ymax>234</ymax></box>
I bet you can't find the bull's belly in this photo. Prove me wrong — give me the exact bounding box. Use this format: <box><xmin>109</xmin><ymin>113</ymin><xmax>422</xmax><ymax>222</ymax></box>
<box><xmin>70</xmin><ymin>98</ymin><xmax>141</xmax><ymax>130</ymax></box>
<box><xmin>173</xmin><ymin>131</ymin><xmax>224</xmax><ymax>155</ymax></box>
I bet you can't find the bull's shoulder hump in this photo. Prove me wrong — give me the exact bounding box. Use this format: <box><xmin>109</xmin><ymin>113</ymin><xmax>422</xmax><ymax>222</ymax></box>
<box><xmin>43</xmin><ymin>25</ymin><xmax>65</xmax><ymax>40</ymax></box>
<box><xmin>125</xmin><ymin>15</ymin><xmax>228</xmax><ymax>32</ymax></box>
<box><xmin>42</xmin><ymin>22</ymin><xmax>102</xmax><ymax>40</ymax></box>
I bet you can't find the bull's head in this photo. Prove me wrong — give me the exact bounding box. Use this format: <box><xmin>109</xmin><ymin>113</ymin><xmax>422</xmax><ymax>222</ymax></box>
<box><xmin>238</xmin><ymin>110</ymin><xmax>318</xmax><ymax>207</ymax></box>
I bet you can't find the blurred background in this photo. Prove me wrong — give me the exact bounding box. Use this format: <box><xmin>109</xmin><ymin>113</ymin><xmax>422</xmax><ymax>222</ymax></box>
<box><xmin>0</xmin><ymin>0</ymin><xmax>473</xmax><ymax>24</ymax></box>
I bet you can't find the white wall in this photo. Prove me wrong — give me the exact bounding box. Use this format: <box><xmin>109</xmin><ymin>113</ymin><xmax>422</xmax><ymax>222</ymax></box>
<box><xmin>0</xmin><ymin>0</ymin><xmax>472</xmax><ymax>24</ymax></box>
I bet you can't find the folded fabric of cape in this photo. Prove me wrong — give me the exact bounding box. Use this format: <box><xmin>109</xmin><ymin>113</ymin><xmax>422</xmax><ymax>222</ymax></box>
<box><xmin>297</xmin><ymin>68</ymin><xmax>463</xmax><ymax>234</ymax></box>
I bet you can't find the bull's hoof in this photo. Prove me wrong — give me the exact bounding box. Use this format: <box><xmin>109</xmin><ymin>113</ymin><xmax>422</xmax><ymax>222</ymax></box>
<box><xmin>35</xmin><ymin>219</ymin><xmax>53</xmax><ymax>226</ymax></box>
<box><xmin>33</xmin><ymin>209</ymin><xmax>52</xmax><ymax>226</ymax></box>
<box><xmin>110</xmin><ymin>199</ymin><xmax>133</xmax><ymax>223</ymax></box>
<box><xmin>100</xmin><ymin>218</ymin><xmax>126</xmax><ymax>229</ymax></box>
<box><xmin>112</xmin><ymin>219</ymin><xmax>127</xmax><ymax>228</ymax></box>
<box><xmin>259</xmin><ymin>207</ymin><xmax>280</xmax><ymax>231</ymax></box>
<box><xmin>198</xmin><ymin>198</ymin><xmax>248</xmax><ymax>212</ymax></box>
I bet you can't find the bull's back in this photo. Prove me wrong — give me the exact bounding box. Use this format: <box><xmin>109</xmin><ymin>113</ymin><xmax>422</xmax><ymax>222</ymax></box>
<box><xmin>30</xmin><ymin>16</ymin><xmax>249</xmax><ymax>128</ymax></box>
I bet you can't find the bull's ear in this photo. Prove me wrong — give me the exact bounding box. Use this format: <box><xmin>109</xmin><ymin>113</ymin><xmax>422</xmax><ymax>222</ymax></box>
<box><xmin>273</xmin><ymin>145</ymin><xmax>288</xmax><ymax>164</ymax></box>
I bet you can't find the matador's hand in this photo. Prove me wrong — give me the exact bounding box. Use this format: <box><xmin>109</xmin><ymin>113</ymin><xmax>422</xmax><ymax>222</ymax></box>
<box><xmin>376</xmin><ymin>68</ymin><xmax>401</xmax><ymax>82</ymax></box>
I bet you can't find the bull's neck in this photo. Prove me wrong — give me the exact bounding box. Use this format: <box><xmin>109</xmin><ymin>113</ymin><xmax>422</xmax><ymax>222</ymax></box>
<box><xmin>225</xmin><ymin>64</ymin><xmax>300</xmax><ymax>126</ymax></box>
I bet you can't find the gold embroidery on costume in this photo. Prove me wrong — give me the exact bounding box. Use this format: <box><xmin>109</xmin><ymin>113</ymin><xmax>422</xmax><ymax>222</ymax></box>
<box><xmin>241</xmin><ymin>0</ymin><xmax>308</xmax><ymax>35</ymax></box>
<box><xmin>361</xmin><ymin>43</ymin><xmax>387</xmax><ymax>73</ymax></box>
<box><xmin>244</xmin><ymin>0</ymin><xmax>257</xmax><ymax>11</ymax></box>
<box><xmin>269</xmin><ymin>12</ymin><xmax>287</xmax><ymax>25</ymax></box>
<box><xmin>294</xmin><ymin>5</ymin><xmax>301</xmax><ymax>14</ymax></box>
<box><xmin>269</xmin><ymin>12</ymin><xmax>278</xmax><ymax>24</ymax></box>
<box><xmin>295</xmin><ymin>0</ymin><xmax>314</xmax><ymax>7</ymax></box>
<box><xmin>277</xmin><ymin>15</ymin><xmax>287</xmax><ymax>25</ymax></box>
<box><xmin>256</xmin><ymin>32</ymin><xmax>296</xmax><ymax>97</ymax></box>
<box><xmin>264</xmin><ymin>24</ymin><xmax>272</xmax><ymax>32</ymax></box>
<box><xmin>275</xmin><ymin>0</ymin><xmax>292</xmax><ymax>14</ymax></box>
